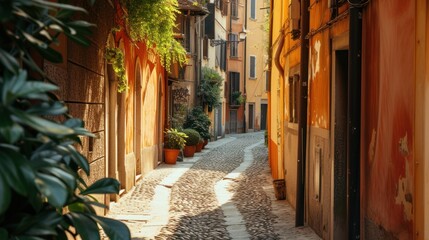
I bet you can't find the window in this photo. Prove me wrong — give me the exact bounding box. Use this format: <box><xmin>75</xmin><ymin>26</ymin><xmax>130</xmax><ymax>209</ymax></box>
<box><xmin>248</xmin><ymin>103</ymin><xmax>254</xmax><ymax>129</ymax></box>
<box><xmin>231</xmin><ymin>0</ymin><xmax>238</xmax><ymax>18</ymax></box>
<box><xmin>229</xmin><ymin>33</ymin><xmax>238</xmax><ymax>57</ymax></box>
<box><xmin>250</xmin><ymin>0</ymin><xmax>256</xmax><ymax>19</ymax></box>
<box><xmin>216</xmin><ymin>0</ymin><xmax>228</xmax><ymax>15</ymax></box>
<box><xmin>181</xmin><ymin>16</ymin><xmax>191</xmax><ymax>52</ymax></box>
<box><xmin>215</xmin><ymin>0</ymin><xmax>221</xmax><ymax>9</ymax></box>
<box><xmin>249</xmin><ymin>56</ymin><xmax>256</xmax><ymax>78</ymax></box>
<box><xmin>203</xmin><ymin>37</ymin><xmax>208</xmax><ymax>59</ymax></box>
<box><xmin>216</xmin><ymin>40</ymin><xmax>227</xmax><ymax>71</ymax></box>
<box><xmin>289</xmin><ymin>74</ymin><xmax>299</xmax><ymax>123</ymax></box>
<box><xmin>229</xmin><ymin>72</ymin><xmax>240</xmax><ymax>105</ymax></box>
<box><xmin>265</xmin><ymin>70</ymin><xmax>270</xmax><ymax>91</ymax></box>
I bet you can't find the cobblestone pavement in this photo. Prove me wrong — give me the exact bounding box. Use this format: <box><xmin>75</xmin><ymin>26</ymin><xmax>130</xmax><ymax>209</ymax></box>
<box><xmin>107</xmin><ymin>132</ymin><xmax>320</xmax><ymax>240</ymax></box>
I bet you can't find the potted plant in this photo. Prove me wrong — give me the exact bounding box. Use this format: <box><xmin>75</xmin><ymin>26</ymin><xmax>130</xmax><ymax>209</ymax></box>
<box><xmin>183</xmin><ymin>106</ymin><xmax>211</xmax><ymax>146</ymax></box>
<box><xmin>196</xmin><ymin>138</ymin><xmax>204</xmax><ymax>152</ymax></box>
<box><xmin>164</xmin><ymin>128</ymin><xmax>188</xmax><ymax>164</ymax></box>
<box><xmin>181</xmin><ymin>128</ymin><xmax>201</xmax><ymax>157</ymax></box>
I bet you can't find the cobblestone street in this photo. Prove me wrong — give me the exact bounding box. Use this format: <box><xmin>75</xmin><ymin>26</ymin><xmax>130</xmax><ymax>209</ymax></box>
<box><xmin>108</xmin><ymin>132</ymin><xmax>320</xmax><ymax>239</ymax></box>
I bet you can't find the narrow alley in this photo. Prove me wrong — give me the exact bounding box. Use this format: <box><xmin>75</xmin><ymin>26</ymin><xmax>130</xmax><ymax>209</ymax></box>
<box><xmin>107</xmin><ymin>132</ymin><xmax>320</xmax><ymax>239</ymax></box>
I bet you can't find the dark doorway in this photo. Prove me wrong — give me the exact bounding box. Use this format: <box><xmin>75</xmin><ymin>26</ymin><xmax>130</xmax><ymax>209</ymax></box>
<box><xmin>260</xmin><ymin>103</ymin><xmax>267</xmax><ymax>130</ymax></box>
<box><xmin>216</xmin><ymin>105</ymin><xmax>222</xmax><ymax>138</ymax></box>
<box><xmin>229</xmin><ymin>110</ymin><xmax>237</xmax><ymax>133</ymax></box>
<box><xmin>333</xmin><ymin>50</ymin><xmax>348</xmax><ymax>239</ymax></box>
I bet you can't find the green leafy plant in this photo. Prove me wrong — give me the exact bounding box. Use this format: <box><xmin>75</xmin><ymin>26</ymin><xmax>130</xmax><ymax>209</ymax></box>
<box><xmin>183</xmin><ymin>106</ymin><xmax>211</xmax><ymax>140</ymax></box>
<box><xmin>126</xmin><ymin>0</ymin><xmax>187</xmax><ymax>70</ymax></box>
<box><xmin>232</xmin><ymin>91</ymin><xmax>245</xmax><ymax>105</ymax></box>
<box><xmin>171</xmin><ymin>103</ymin><xmax>188</xmax><ymax>129</ymax></box>
<box><xmin>105</xmin><ymin>47</ymin><xmax>128</xmax><ymax>93</ymax></box>
<box><xmin>0</xmin><ymin>0</ymin><xmax>130</xmax><ymax>239</ymax></box>
<box><xmin>181</xmin><ymin>128</ymin><xmax>201</xmax><ymax>146</ymax></box>
<box><xmin>164</xmin><ymin>128</ymin><xmax>188</xmax><ymax>149</ymax></box>
<box><xmin>198</xmin><ymin>67</ymin><xmax>223</xmax><ymax>109</ymax></box>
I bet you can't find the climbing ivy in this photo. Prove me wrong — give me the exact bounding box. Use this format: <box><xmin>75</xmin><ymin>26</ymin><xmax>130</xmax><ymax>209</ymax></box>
<box><xmin>126</xmin><ymin>0</ymin><xmax>187</xmax><ymax>70</ymax></box>
<box><xmin>105</xmin><ymin>47</ymin><xmax>128</xmax><ymax>93</ymax></box>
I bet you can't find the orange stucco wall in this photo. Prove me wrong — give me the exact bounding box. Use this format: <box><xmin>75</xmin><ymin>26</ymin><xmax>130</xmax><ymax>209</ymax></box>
<box><xmin>362</xmin><ymin>0</ymin><xmax>415</xmax><ymax>238</ymax></box>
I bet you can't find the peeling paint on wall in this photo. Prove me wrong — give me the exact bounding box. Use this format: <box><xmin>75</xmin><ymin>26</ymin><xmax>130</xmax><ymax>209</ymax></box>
<box><xmin>311</xmin><ymin>40</ymin><xmax>321</xmax><ymax>80</ymax></box>
<box><xmin>398</xmin><ymin>132</ymin><xmax>409</xmax><ymax>156</ymax></box>
<box><xmin>395</xmin><ymin>159</ymin><xmax>413</xmax><ymax>221</ymax></box>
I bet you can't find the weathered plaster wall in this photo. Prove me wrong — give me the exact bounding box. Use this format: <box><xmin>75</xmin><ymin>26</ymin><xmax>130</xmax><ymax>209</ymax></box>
<box><xmin>306</xmin><ymin>1</ymin><xmax>349</xmax><ymax>238</ymax></box>
<box><xmin>362</xmin><ymin>0</ymin><xmax>415</xmax><ymax>238</ymax></box>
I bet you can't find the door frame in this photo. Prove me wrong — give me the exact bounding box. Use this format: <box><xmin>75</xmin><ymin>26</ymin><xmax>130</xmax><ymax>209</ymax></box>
<box><xmin>330</xmin><ymin>33</ymin><xmax>349</xmax><ymax>240</ymax></box>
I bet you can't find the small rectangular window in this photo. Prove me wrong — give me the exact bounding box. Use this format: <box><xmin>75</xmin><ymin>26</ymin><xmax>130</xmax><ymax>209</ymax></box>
<box><xmin>250</xmin><ymin>56</ymin><xmax>256</xmax><ymax>78</ymax></box>
<box><xmin>250</xmin><ymin>0</ymin><xmax>256</xmax><ymax>19</ymax></box>
<box><xmin>231</xmin><ymin>0</ymin><xmax>238</xmax><ymax>18</ymax></box>
<box><xmin>229</xmin><ymin>34</ymin><xmax>238</xmax><ymax>57</ymax></box>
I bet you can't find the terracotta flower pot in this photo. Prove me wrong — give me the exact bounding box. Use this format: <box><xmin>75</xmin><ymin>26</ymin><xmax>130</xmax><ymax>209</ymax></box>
<box><xmin>202</xmin><ymin>139</ymin><xmax>208</xmax><ymax>149</ymax></box>
<box><xmin>164</xmin><ymin>148</ymin><xmax>180</xmax><ymax>164</ymax></box>
<box><xmin>183</xmin><ymin>145</ymin><xmax>196</xmax><ymax>157</ymax></box>
<box><xmin>196</xmin><ymin>142</ymin><xmax>203</xmax><ymax>152</ymax></box>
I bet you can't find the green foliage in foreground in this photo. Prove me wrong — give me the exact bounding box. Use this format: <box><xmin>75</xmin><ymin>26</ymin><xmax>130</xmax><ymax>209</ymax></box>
<box><xmin>0</xmin><ymin>0</ymin><xmax>130</xmax><ymax>239</ymax></box>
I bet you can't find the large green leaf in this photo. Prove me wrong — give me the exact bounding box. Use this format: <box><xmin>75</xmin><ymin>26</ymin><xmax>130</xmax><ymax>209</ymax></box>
<box><xmin>68</xmin><ymin>213</ymin><xmax>100</xmax><ymax>240</ymax></box>
<box><xmin>81</xmin><ymin>178</ymin><xmax>120</xmax><ymax>195</ymax></box>
<box><xmin>0</xmin><ymin>109</ymin><xmax>24</xmax><ymax>144</ymax></box>
<box><xmin>68</xmin><ymin>201</ymin><xmax>92</xmax><ymax>213</ymax></box>
<box><xmin>39</xmin><ymin>166</ymin><xmax>77</xmax><ymax>191</ymax></box>
<box><xmin>61</xmin><ymin>145</ymin><xmax>90</xmax><ymax>175</ymax></box>
<box><xmin>0</xmin><ymin>49</ymin><xmax>19</xmax><ymax>74</ymax></box>
<box><xmin>11</xmin><ymin>109</ymin><xmax>74</xmax><ymax>136</ymax></box>
<box><xmin>21</xmin><ymin>31</ymin><xmax>48</xmax><ymax>49</ymax></box>
<box><xmin>37</xmin><ymin>46</ymin><xmax>63</xmax><ymax>63</ymax></box>
<box><xmin>35</xmin><ymin>173</ymin><xmax>68</xmax><ymax>208</ymax></box>
<box><xmin>15</xmin><ymin>81</ymin><xmax>58</xmax><ymax>99</ymax></box>
<box><xmin>26</xmin><ymin>101</ymin><xmax>68</xmax><ymax>116</ymax></box>
<box><xmin>0</xmin><ymin>150</ymin><xmax>28</xmax><ymax>196</ymax></box>
<box><xmin>64</xmin><ymin>31</ymin><xmax>92</xmax><ymax>47</ymax></box>
<box><xmin>0</xmin><ymin>174</ymin><xmax>11</xmax><ymax>215</ymax></box>
<box><xmin>17</xmin><ymin>211</ymin><xmax>61</xmax><ymax>236</ymax></box>
<box><xmin>33</xmin><ymin>0</ymin><xmax>87</xmax><ymax>12</ymax></box>
<box><xmin>91</xmin><ymin>215</ymin><xmax>131</xmax><ymax>240</ymax></box>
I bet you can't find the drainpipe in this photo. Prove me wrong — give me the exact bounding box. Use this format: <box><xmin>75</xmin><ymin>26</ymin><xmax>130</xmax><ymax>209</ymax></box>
<box><xmin>243</xmin><ymin>0</ymin><xmax>247</xmax><ymax>133</ymax></box>
<box><xmin>194</xmin><ymin>15</ymin><xmax>200</xmax><ymax>106</ymax></box>
<box><xmin>348</xmin><ymin>0</ymin><xmax>362</xmax><ymax>238</ymax></box>
<box><xmin>274</xmin><ymin>30</ymin><xmax>285</xmax><ymax>78</ymax></box>
<box><xmin>267</xmin><ymin>0</ymin><xmax>274</xmax><ymax>167</ymax></box>
<box><xmin>295</xmin><ymin>0</ymin><xmax>309</xmax><ymax>227</ymax></box>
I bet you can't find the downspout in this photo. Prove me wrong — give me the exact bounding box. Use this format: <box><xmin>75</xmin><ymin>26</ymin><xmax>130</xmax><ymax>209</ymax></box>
<box><xmin>194</xmin><ymin>14</ymin><xmax>200</xmax><ymax>106</ymax></box>
<box><xmin>348</xmin><ymin>0</ymin><xmax>362</xmax><ymax>238</ymax></box>
<box><xmin>243</xmin><ymin>0</ymin><xmax>247</xmax><ymax>133</ymax></box>
<box><xmin>274</xmin><ymin>30</ymin><xmax>285</xmax><ymax>78</ymax></box>
<box><xmin>267</xmin><ymin>0</ymin><xmax>274</xmax><ymax>169</ymax></box>
<box><xmin>295</xmin><ymin>0</ymin><xmax>309</xmax><ymax>227</ymax></box>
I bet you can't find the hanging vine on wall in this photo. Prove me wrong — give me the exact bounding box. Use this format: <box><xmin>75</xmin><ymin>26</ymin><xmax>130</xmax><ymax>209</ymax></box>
<box><xmin>125</xmin><ymin>0</ymin><xmax>187</xmax><ymax>70</ymax></box>
<box><xmin>105</xmin><ymin>47</ymin><xmax>128</xmax><ymax>93</ymax></box>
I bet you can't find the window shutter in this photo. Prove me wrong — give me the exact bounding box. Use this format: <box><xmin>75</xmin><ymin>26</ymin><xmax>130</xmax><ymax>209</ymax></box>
<box><xmin>222</xmin><ymin>0</ymin><xmax>228</xmax><ymax>16</ymax></box>
<box><xmin>205</xmin><ymin>3</ymin><xmax>215</xmax><ymax>39</ymax></box>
